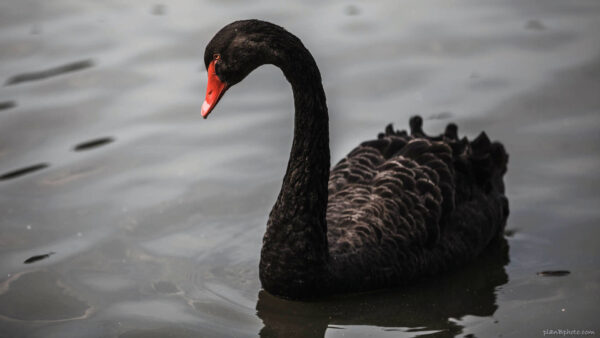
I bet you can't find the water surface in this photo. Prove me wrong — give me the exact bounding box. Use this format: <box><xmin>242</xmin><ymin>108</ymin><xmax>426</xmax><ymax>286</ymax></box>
<box><xmin>1</xmin><ymin>1</ymin><xmax>599</xmax><ymax>337</ymax></box>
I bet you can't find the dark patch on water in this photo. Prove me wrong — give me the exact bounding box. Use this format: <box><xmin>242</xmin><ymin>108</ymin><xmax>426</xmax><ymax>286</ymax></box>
<box><xmin>30</xmin><ymin>24</ymin><xmax>42</xmax><ymax>35</ymax></box>
<box><xmin>526</xmin><ymin>19</ymin><xmax>546</xmax><ymax>31</ymax></box>
<box><xmin>119</xmin><ymin>327</ymin><xmax>204</xmax><ymax>338</ymax></box>
<box><xmin>0</xmin><ymin>101</ymin><xmax>16</xmax><ymax>111</ymax></box>
<box><xmin>73</xmin><ymin>137</ymin><xmax>114</xmax><ymax>151</ymax></box>
<box><xmin>151</xmin><ymin>4</ymin><xmax>166</xmax><ymax>15</ymax></box>
<box><xmin>0</xmin><ymin>270</ymin><xmax>90</xmax><ymax>321</ymax></box>
<box><xmin>24</xmin><ymin>252</ymin><xmax>55</xmax><ymax>264</ymax></box>
<box><xmin>152</xmin><ymin>280</ymin><xmax>180</xmax><ymax>294</ymax></box>
<box><xmin>0</xmin><ymin>163</ymin><xmax>49</xmax><ymax>181</ymax></box>
<box><xmin>469</xmin><ymin>77</ymin><xmax>510</xmax><ymax>91</ymax></box>
<box><xmin>428</xmin><ymin>111</ymin><xmax>453</xmax><ymax>120</ymax></box>
<box><xmin>5</xmin><ymin>59</ymin><xmax>94</xmax><ymax>85</ymax></box>
<box><xmin>536</xmin><ymin>270</ymin><xmax>570</xmax><ymax>277</ymax></box>
<box><xmin>345</xmin><ymin>5</ymin><xmax>360</xmax><ymax>16</ymax></box>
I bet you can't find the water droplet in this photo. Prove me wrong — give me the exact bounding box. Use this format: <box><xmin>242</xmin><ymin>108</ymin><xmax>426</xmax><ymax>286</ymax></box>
<box><xmin>26</xmin><ymin>225</ymin><xmax>32</xmax><ymax>230</ymax></box>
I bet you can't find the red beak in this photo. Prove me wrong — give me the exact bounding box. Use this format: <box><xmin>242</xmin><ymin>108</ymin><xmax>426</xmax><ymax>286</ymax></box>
<box><xmin>201</xmin><ymin>60</ymin><xmax>228</xmax><ymax>118</ymax></box>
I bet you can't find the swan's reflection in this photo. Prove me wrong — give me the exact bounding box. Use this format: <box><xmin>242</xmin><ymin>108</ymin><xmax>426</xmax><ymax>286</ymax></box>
<box><xmin>256</xmin><ymin>238</ymin><xmax>509</xmax><ymax>337</ymax></box>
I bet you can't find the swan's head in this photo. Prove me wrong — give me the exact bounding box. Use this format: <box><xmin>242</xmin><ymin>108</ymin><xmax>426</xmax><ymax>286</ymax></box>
<box><xmin>201</xmin><ymin>20</ymin><xmax>288</xmax><ymax>118</ymax></box>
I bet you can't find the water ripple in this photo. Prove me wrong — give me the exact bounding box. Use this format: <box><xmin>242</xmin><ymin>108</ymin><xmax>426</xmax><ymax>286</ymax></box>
<box><xmin>5</xmin><ymin>59</ymin><xmax>94</xmax><ymax>86</ymax></box>
<box><xmin>0</xmin><ymin>101</ymin><xmax>15</xmax><ymax>111</ymax></box>
<box><xmin>0</xmin><ymin>163</ymin><xmax>49</xmax><ymax>181</ymax></box>
<box><xmin>73</xmin><ymin>137</ymin><xmax>114</xmax><ymax>151</ymax></box>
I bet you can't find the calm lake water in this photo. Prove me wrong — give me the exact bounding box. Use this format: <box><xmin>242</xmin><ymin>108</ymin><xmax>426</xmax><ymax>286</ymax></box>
<box><xmin>1</xmin><ymin>1</ymin><xmax>599</xmax><ymax>337</ymax></box>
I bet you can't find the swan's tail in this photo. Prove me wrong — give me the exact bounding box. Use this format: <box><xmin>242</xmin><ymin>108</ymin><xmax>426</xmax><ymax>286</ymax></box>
<box><xmin>379</xmin><ymin>115</ymin><xmax>510</xmax><ymax>219</ymax></box>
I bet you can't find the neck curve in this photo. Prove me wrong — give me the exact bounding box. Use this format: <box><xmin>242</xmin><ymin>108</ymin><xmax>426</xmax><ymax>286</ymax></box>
<box><xmin>258</xmin><ymin>28</ymin><xmax>331</xmax><ymax>298</ymax></box>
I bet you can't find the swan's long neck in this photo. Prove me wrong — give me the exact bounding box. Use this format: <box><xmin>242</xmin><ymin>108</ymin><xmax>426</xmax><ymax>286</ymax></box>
<box><xmin>259</xmin><ymin>32</ymin><xmax>330</xmax><ymax>298</ymax></box>
<box><xmin>275</xmin><ymin>52</ymin><xmax>330</xmax><ymax>229</ymax></box>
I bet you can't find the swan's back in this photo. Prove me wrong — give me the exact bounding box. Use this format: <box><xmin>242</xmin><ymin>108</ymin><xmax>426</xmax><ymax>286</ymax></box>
<box><xmin>326</xmin><ymin>116</ymin><xmax>509</xmax><ymax>292</ymax></box>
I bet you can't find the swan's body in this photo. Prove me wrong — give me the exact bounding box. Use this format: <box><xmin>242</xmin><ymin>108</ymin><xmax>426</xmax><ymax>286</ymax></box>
<box><xmin>202</xmin><ymin>20</ymin><xmax>509</xmax><ymax>299</ymax></box>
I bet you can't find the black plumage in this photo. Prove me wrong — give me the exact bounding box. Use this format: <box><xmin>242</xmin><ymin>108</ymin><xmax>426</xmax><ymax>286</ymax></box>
<box><xmin>202</xmin><ymin>20</ymin><xmax>509</xmax><ymax>299</ymax></box>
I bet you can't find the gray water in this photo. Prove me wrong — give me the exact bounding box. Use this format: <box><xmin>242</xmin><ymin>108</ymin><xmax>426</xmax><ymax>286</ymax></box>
<box><xmin>1</xmin><ymin>1</ymin><xmax>599</xmax><ymax>337</ymax></box>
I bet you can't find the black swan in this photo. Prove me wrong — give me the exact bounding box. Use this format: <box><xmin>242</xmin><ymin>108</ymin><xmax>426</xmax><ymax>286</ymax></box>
<box><xmin>201</xmin><ymin>20</ymin><xmax>509</xmax><ymax>300</ymax></box>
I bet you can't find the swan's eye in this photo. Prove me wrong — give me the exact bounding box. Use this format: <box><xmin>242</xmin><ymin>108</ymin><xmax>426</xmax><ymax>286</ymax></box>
<box><xmin>213</xmin><ymin>53</ymin><xmax>221</xmax><ymax>61</ymax></box>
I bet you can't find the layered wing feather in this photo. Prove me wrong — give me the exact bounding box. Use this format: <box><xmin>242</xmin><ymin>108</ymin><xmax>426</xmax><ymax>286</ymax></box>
<box><xmin>325</xmin><ymin>116</ymin><xmax>509</xmax><ymax>290</ymax></box>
